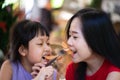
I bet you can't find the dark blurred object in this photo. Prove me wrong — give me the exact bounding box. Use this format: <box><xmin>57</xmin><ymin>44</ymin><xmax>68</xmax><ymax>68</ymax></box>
<box><xmin>114</xmin><ymin>5</ymin><xmax>120</xmax><ymax>15</ymax></box>
<box><xmin>88</xmin><ymin>0</ymin><xmax>103</xmax><ymax>10</ymax></box>
<box><xmin>40</xmin><ymin>8</ymin><xmax>54</xmax><ymax>33</ymax></box>
<box><xmin>0</xmin><ymin>0</ymin><xmax>17</xmax><ymax>54</ymax></box>
<box><xmin>0</xmin><ymin>49</ymin><xmax>4</xmax><ymax>68</ymax></box>
<box><xmin>113</xmin><ymin>22</ymin><xmax>120</xmax><ymax>34</ymax></box>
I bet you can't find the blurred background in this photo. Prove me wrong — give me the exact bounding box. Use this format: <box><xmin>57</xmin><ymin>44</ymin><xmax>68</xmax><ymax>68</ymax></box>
<box><xmin>0</xmin><ymin>0</ymin><xmax>120</xmax><ymax>79</ymax></box>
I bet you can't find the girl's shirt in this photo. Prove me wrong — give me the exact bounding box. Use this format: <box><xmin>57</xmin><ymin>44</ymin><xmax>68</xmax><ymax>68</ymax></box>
<box><xmin>11</xmin><ymin>61</ymin><xmax>57</xmax><ymax>80</ymax></box>
<box><xmin>65</xmin><ymin>59</ymin><xmax>120</xmax><ymax>80</ymax></box>
<box><xmin>11</xmin><ymin>61</ymin><xmax>32</xmax><ymax>80</ymax></box>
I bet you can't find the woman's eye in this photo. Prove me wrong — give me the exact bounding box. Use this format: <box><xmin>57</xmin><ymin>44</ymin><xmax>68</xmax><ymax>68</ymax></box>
<box><xmin>73</xmin><ymin>36</ymin><xmax>78</xmax><ymax>39</ymax></box>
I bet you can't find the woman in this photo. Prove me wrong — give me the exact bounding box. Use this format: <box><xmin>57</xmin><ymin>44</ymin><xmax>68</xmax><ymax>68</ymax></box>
<box><xmin>65</xmin><ymin>8</ymin><xmax>120</xmax><ymax>80</ymax></box>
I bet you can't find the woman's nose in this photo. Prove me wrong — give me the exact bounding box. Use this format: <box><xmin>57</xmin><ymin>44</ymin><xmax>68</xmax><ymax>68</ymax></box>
<box><xmin>67</xmin><ymin>37</ymin><xmax>73</xmax><ymax>47</ymax></box>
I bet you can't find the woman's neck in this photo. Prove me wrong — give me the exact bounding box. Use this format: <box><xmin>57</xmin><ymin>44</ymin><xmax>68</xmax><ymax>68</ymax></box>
<box><xmin>86</xmin><ymin>53</ymin><xmax>105</xmax><ymax>76</ymax></box>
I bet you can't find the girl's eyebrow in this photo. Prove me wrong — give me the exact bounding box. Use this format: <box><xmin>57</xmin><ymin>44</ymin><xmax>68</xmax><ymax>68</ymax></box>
<box><xmin>38</xmin><ymin>37</ymin><xmax>49</xmax><ymax>41</ymax></box>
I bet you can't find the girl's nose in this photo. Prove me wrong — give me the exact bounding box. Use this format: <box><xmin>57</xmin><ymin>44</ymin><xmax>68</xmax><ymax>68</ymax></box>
<box><xmin>44</xmin><ymin>43</ymin><xmax>51</xmax><ymax>52</ymax></box>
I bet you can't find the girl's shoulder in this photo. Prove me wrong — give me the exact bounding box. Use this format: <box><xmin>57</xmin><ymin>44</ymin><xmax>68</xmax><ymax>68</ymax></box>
<box><xmin>0</xmin><ymin>60</ymin><xmax>12</xmax><ymax>80</ymax></box>
<box><xmin>0</xmin><ymin>60</ymin><xmax>12</xmax><ymax>71</ymax></box>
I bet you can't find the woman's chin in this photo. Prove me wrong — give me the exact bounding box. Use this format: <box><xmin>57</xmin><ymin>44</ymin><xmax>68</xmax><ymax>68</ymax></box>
<box><xmin>72</xmin><ymin>59</ymin><xmax>80</xmax><ymax>63</ymax></box>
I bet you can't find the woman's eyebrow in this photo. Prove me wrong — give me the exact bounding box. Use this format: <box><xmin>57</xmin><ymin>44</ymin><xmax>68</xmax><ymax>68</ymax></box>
<box><xmin>71</xmin><ymin>31</ymin><xmax>79</xmax><ymax>34</ymax></box>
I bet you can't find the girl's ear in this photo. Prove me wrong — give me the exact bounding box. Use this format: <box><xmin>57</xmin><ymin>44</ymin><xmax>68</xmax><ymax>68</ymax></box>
<box><xmin>18</xmin><ymin>45</ymin><xmax>28</xmax><ymax>56</ymax></box>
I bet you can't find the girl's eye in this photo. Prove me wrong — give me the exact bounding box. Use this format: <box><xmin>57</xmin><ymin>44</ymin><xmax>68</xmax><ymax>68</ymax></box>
<box><xmin>47</xmin><ymin>43</ymin><xmax>50</xmax><ymax>45</ymax></box>
<box><xmin>38</xmin><ymin>43</ymin><xmax>43</xmax><ymax>46</ymax></box>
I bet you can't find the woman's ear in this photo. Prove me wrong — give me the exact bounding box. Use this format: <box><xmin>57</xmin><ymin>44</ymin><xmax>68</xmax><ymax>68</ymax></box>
<box><xmin>18</xmin><ymin>45</ymin><xmax>28</xmax><ymax>56</ymax></box>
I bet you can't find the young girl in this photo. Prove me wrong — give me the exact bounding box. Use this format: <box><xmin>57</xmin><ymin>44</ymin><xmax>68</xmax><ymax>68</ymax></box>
<box><xmin>65</xmin><ymin>8</ymin><xmax>120</xmax><ymax>80</ymax></box>
<box><xmin>0</xmin><ymin>20</ymin><xmax>57</xmax><ymax>80</ymax></box>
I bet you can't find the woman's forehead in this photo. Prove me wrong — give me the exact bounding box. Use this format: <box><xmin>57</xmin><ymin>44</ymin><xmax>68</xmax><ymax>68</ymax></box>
<box><xmin>70</xmin><ymin>18</ymin><xmax>82</xmax><ymax>33</ymax></box>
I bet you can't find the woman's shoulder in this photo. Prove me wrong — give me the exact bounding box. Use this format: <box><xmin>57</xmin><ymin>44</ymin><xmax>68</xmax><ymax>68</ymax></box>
<box><xmin>65</xmin><ymin>62</ymin><xmax>76</xmax><ymax>80</ymax></box>
<box><xmin>0</xmin><ymin>60</ymin><xmax>12</xmax><ymax>80</ymax></box>
<box><xmin>104</xmin><ymin>59</ymin><xmax>120</xmax><ymax>79</ymax></box>
<box><xmin>107</xmin><ymin>71</ymin><xmax>120</xmax><ymax>80</ymax></box>
<box><xmin>67</xmin><ymin>62</ymin><xmax>74</xmax><ymax>69</ymax></box>
<box><xmin>68</xmin><ymin>62</ymin><xmax>78</xmax><ymax>67</ymax></box>
<box><xmin>106</xmin><ymin>65</ymin><xmax>120</xmax><ymax>80</ymax></box>
<box><xmin>105</xmin><ymin>59</ymin><xmax>120</xmax><ymax>72</ymax></box>
<box><xmin>66</xmin><ymin>62</ymin><xmax>78</xmax><ymax>72</ymax></box>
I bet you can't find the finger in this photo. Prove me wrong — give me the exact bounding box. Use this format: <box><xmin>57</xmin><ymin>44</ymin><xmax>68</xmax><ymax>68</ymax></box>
<box><xmin>45</xmin><ymin>67</ymin><xmax>54</xmax><ymax>78</ymax></box>
<box><xmin>40</xmin><ymin>60</ymin><xmax>48</xmax><ymax>65</ymax></box>
<box><xmin>31</xmin><ymin>71</ymin><xmax>38</xmax><ymax>78</ymax></box>
<box><xmin>34</xmin><ymin>63</ymin><xmax>46</xmax><ymax>67</ymax></box>
<box><xmin>46</xmin><ymin>66</ymin><xmax>53</xmax><ymax>69</ymax></box>
<box><xmin>45</xmin><ymin>72</ymin><xmax>53</xmax><ymax>79</ymax></box>
<box><xmin>32</xmin><ymin>66</ymin><xmax>41</xmax><ymax>72</ymax></box>
<box><xmin>45</xmin><ymin>75</ymin><xmax>53</xmax><ymax>80</ymax></box>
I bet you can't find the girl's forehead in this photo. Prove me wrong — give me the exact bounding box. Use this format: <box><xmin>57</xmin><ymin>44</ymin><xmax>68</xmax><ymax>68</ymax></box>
<box><xmin>36</xmin><ymin>31</ymin><xmax>49</xmax><ymax>37</ymax></box>
<box><xmin>35</xmin><ymin>35</ymin><xmax>49</xmax><ymax>41</ymax></box>
<box><xmin>29</xmin><ymin>35</ymin><xmax>49</xmax><ymax>45</ymax></box>
<box><xmin>39</xmin><ymin>36</ymin><xmax>49</xmax><ymax>39</ymax></box>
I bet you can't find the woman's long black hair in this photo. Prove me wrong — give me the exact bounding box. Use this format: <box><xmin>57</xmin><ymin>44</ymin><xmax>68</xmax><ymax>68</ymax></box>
<box><xmin>65</xmin><ymin>8</ymin><xmax>120</xmax><ymax>80</ymax></box>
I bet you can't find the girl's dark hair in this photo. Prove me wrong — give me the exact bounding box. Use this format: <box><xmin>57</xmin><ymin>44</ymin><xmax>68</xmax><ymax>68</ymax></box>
<box><xmin>8</xmin><ymin>20</ymin><xmax>49</xmax><ymax>62</ymax></box>
<box><xmin>66</xmin><ymin>8</ymin><xmax>120</xmax><ymax>80</ymax></box>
